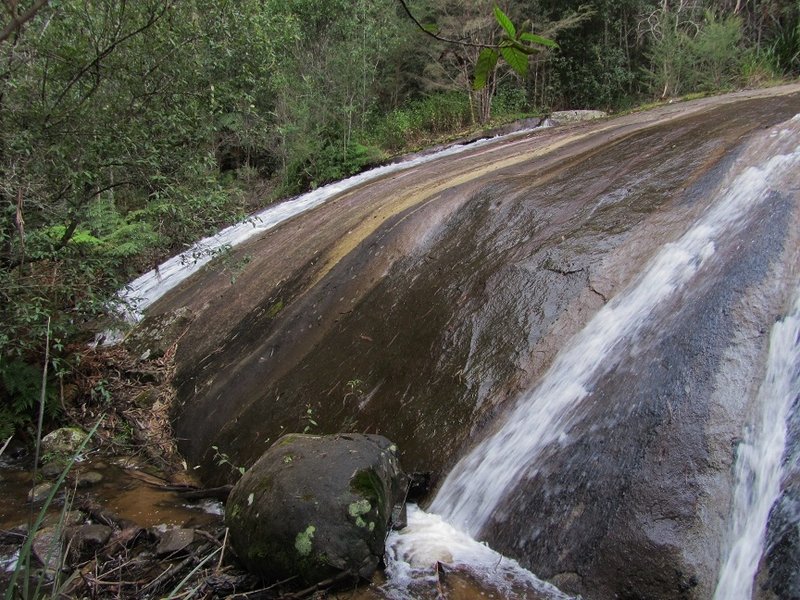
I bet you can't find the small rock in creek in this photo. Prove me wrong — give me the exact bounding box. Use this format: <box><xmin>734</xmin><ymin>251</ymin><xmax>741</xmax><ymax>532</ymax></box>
<box><xmin>156</xmin><ymin>528</ymin><xmax>195</xmax><ymax>556</ymax></box>
<box><xmin>40</xmin><ymin>427</ymin><xmax>89</xmax><ymax>457</ymax></box>
<box><xmin>40</xmin><ymin>461</ymin><xmax>64</xmax><ymax>478</ymax></box>
<box><xmin>32</xmin><ymin>527</ymin><xmax>62</xmax><ymax>572</ymax></box>
<box><xmin>43</xmin><ymin>510</ymin><xmax>84</xmax><ymax>529</ymax></box>
<box><xmin>66</xmin><ymin>524</ymin><xmax>113</xmax><ymax>560</ymax></box>
<box><xmin>74</xmin><ymin>471</ymin><xmax>104</xmax><ymax>487</ymax></box>
<box><xmin>28</xmin><ymin>482</ymin><xmax>54</xmax><ymax>503</ymax></box>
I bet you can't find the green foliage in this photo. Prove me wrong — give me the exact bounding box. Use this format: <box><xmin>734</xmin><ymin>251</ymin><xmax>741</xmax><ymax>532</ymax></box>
<box><xmin>473</xmin><ymin>5</ymin><xmax>557</xmax><ymax>90</ymax></box>
<box><xmin>0</xmin><ymin>359</ymin><xmax>56</xmax><ymax>439</ymax></box>
<box><xmin>692</xmin><ymin>11</ymin><xmax>745</xmax><ymax>91</ymax></box>
<box><xmin>645</xmin><ymin>9</ymin><xmax>745</xmax><ymax>97</ymax></box>
<box><xmin>212</xmin><ymin>444</ymin><xmax>246</xmax><ymax>476</ymax></box>
<box><xmin>0</xmin><ymin>0</ymin><xmax>278</xmax><ymax>431</ymax></box>
<box><xmin>1</xmin><ymin>0</ymin><xmax>797</xmax><ymax>437</ymax></box>
<box><xmin>757</xmin><ymin>14</ymin><xmax>800</xmax><ymax>78</ymax></box>
<box><xmin>492</xmin><ymin>84</ymin><xmax>529</xmax><ymax>115</ymax></box>
<box><xmin>475</xmin><ymin>48</ymin><xmax>500</xmax><ymax>90</ymax></box>
<box><xmin>371</xmin><ymin>92</ymin><xmax>472</xmax><ymax>151</ymax></box>
<box><xmin>302</xmin><ymin>404</ymin><xmax>318</xmax><ymax>434</ymax></box>
<box><xmin>551</xmin><ymin>44</ymin><xmax>638</xmax><ymax>109</ymax></box>
<box><xmin>278</xmin><ymin>138</ymin><xmax>383</xmax><ymax>194</ymax></box>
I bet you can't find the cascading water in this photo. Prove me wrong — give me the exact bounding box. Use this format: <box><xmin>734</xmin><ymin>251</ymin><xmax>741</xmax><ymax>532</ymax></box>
<box><xmin>430</xmin><ymin>116</ymin><xmax>800</xmax><ymax>536</ymax></box>
<box><xmin>382</xmin><ymin>505</ymin><xmax>571</xmax><ymax>599</ymax></box>
<box><xmin>118</xmin><ymin>88</ymin><xmax>800</xmax><ymax>597</ymax></box>
<box><xmin>383</xmin><ymin>113</ymin><xmax>800</xmax><ymax>597</ymax></box>
<box><xmin>713</xmin><ymin>286</ymin><xmax>800</xmax><ymax>599</ymax></box>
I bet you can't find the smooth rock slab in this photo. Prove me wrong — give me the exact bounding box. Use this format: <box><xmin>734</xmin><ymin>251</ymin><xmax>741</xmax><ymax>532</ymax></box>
<box><xmin>226</xmin><ymin>433</ymin><xmax>407</xmax><ymax>585</ymax></box>
<box><xmin>548</xmin><ymin>109</ymin><xmax>607</xmax><ymax>124</ymax></box>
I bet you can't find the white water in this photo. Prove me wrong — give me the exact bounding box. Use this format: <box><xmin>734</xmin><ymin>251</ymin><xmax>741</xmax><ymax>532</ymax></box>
<box><xmin>382</xmin><ymin>505</ymin><xmax>571</xmax><ymax>599</ymax></box>
<box><xmin>713</xmin><ymin>286</ymin><xmax>800</xmax><ymax>600</ymax></box>
<box><xmin>430</xmin><ymin>116</ymin><xmax>800</xmax><ymax>536</ymax></box>
<box><xmin>114</xmin><ymin>130</ymin><xmax>538</xmax><ymax>325</ymax></box>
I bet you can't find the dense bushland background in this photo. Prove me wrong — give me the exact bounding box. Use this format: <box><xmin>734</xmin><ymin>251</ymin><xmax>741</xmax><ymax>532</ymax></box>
<box><xmin>1</xmin><ymin>0</ymin><xmax>798</xmax><ymax>435</ymax></box>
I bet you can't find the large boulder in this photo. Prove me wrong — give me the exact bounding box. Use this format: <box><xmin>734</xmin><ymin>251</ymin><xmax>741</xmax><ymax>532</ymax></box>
<box><xmin>225</xmin><ymin>433</ymin><xmax>407</xmax><ymax>585</ymax></box>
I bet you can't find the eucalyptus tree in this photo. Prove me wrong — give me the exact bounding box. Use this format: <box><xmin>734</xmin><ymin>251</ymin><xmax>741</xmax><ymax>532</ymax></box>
<box><xmin>265</xmin><ymin>0</ymin><xmax>406</xmax><ymax>191</ymax></box>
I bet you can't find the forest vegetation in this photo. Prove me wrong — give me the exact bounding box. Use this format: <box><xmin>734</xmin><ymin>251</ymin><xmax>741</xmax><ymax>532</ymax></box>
<box><xmin>1</xmin><ymin>0</ymin><xmax>799</xmax><ymax>436</ymax></box>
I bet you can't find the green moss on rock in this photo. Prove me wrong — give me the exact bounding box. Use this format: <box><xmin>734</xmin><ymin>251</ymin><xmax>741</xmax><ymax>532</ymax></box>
<box><xmin>294</xmin><ymin>525</ymin><xmax>316</xmax><ymax>556</ymax></box>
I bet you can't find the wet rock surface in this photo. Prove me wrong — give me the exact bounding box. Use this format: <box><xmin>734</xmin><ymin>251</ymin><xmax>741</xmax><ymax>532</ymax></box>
<box><xmin>156</xmin><ymin>527</ymin><xmax>195</xmax><ymax>556</ymax></box>
<box><xmin>123</xmin><ymin>306</ymin><xmax>194</xmax><ymax>361</ymax></box>
<box><xmin>226</xmin><ymin>433</ymin><xmax>407</xmax><ymax>585</ymax></box>
<box><xmin>146</xmin><ymin>85</ymin><xmax>800</xmax><ymax>598</ymax></box>
<box><xmin>168</xmin><ymin>89</ymin><xmax>800</xmax><ymax>487</ymax></box>
<box><xmin>548</xmin><ymin>109</ymin><xmax>607</xmax><ymax>124</ymax></box>
<box><xmin>484</xmin><ymin>190</ymin><xmax>797</xmax><ymax>599</ymax></box>
<box><xmin>763</xmin><ymin>391</ymin><xmax>800</xmax><ymax>599</ymax></box>
<box><xmin>65</xmin><ymin>524</ymin><xmax>113</xmax><ymax>561</ymax></box>
<box><xmin>27</xmin><ymin>482</ymin><xmax>54</xmax><ymax>503</ymax></box>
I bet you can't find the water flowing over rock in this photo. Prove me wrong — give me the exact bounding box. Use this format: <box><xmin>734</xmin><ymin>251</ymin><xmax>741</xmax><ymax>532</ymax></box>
<box><xmin>140</xmin><ymin>85</ymin><xmax>800</xmax><ymax>598</ymax></box>
<box><xmin>225</xmin><ymin>433</ymin><xmax>407</xmax><ymax>585</ymax></box>
<box><xmin>757</xmin><ymin>288</ymin><xmax>800</xmax><ymax>600</ymax></box>
<box><xmin>431</xmin><ymin>115</ymin><xmax>800</xmax><ymax>598</ymax></box>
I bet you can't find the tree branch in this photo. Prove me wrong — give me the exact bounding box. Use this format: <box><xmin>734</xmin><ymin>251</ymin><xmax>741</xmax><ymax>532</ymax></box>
<box><xmin>2</xmin><ymin>179</ymin><xmax>134</xmax><ymax>272</ymax></box>
<box><xmin>45</xmin><ymin>0</ymin><xmax>173</xmax><ymax>122</ymax></box>
<box><xmin>0</xmin><ymin>0</ymin><xmax>49</xmax><ymax>44</ymax></box>
<box><xmin>15</xmin><ymin>187</ymin><xmax>25</xmax><ymax>269</ymax></box>
<box><xmin>397</xmin><ymin>0</ymin><xmax>495</xmax><ymax>49</ymax></box>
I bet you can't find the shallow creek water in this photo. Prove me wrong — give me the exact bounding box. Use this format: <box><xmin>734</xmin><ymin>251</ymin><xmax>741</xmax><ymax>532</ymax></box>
<box><xmin>0</xmin><ymin>455</ymin><xmax>222</xmax><ymax>564</ymax></box>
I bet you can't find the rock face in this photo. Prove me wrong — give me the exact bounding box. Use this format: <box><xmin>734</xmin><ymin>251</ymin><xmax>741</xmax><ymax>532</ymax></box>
<box><xmin>158</xmin><ymin>88</ymin><xmax>800</xmax><ymax>597</ymax></box>
<box><xmin>477</xmin><ymin>179</ymin><xmax>798</xmax><ymax>599</ymax></box>
<box><xmin>547</xmin><ymin>109</ymin><xmax>607</xmax><ymax>124</ymax></box>
<box><xmin>124</xmin><ymin>306</ymin><xmax>193</xmax><ymax>360</ymax></box>
<box><xmin>226</xmin><ymin>433</ymin><xmax>407</xmax><ymax>585</ymax></box>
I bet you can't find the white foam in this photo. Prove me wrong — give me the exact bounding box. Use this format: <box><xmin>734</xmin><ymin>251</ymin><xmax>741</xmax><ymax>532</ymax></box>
<box><xmin>382</xmin><ymin>505</ymin><xmax>571</xmax><ymax>599</ymax></box>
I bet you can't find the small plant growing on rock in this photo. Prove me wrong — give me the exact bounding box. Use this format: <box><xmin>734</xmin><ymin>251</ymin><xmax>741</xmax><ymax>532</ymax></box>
<box><xmin>302</xmin><ymin>405</ymin><xmax>318</xmax><ymax>434</ymax></box>
<box><xmin>344</xmin><ymin>379</ymin><xmax>364</xmax><ymax>402</ymax></box>
<box><xmin>211</xmin><ymin>445</ymin><xmax>246</xmax><ymax>476</ymax></box>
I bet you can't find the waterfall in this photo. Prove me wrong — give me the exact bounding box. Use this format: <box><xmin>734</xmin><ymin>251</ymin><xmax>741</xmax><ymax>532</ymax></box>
<box><xmin>712</xmin><ymin>287</ymin><xmax>800</xmax><ymax>599</ymax></box>
<box><xmin>115</xmin><ymin>129</ymin><xmax>538</xmax><ymax>323</ymax></box>
<box><xmin>430</xmin><ymin>116</ymin><xmax>800</xmax><ymax>537</ymax></box>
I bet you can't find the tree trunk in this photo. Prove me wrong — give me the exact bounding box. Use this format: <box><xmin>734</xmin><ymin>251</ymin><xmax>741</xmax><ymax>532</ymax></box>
<box><xmin>471</xmin><ymin>86</ymin><xmax>492</xmax><ymax>124</ymax></box>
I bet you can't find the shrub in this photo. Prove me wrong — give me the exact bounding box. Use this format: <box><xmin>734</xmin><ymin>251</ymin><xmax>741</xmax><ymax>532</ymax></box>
<box><xmin>371</xmin><ymin>92</ymin><xmax>472</xmax><ymax>151</ymax></box>
<box><xmin>691</xmin><ymin>11</ymin><xmax>745</xmax><ymax>91</ymax></box>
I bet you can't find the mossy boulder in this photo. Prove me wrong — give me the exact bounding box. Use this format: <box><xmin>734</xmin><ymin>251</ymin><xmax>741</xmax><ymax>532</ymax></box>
<box><xmin>225</xmin><ymin>433</ymin><xmax>407</xmax><ymax>585</ymax></box>
<box><xmin>40</xmin><ymin>427</ymin><xmax>89</xmax><ymax>459</ymax></box>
